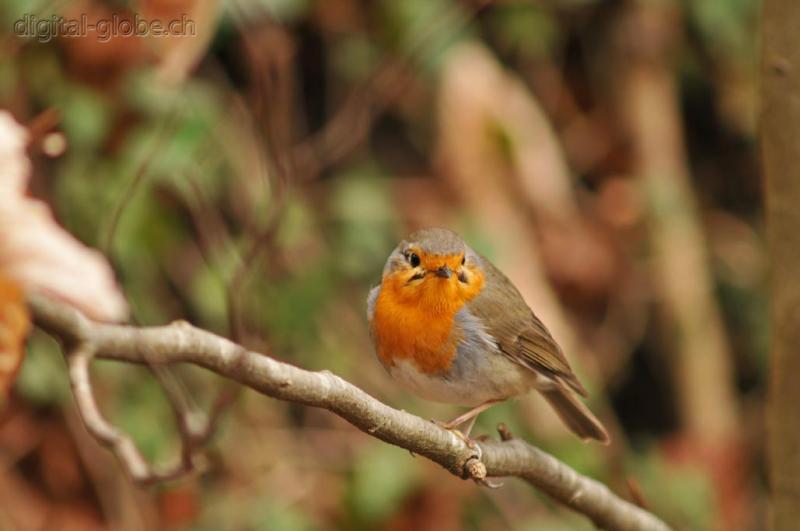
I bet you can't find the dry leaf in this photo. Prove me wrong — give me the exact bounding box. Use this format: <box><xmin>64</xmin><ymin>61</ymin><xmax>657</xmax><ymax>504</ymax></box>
<box><xmin>0</xmin><ymin>111</ymin><xmax>128</xmax><ymax>322</ymax></box>
<box><xmin>0</xmin><ymin>112</ymin><xmax>31</xmax><ymax>196</ymax></box>
<box><xmin>59</xmin><ymin>0</ymin><xmax>150</xmax><ymax>87</ymax></box>
<box><xmin>0</xmin><ymin>273</ymin><xmax>30</xmax><ymax>400</ymax></box>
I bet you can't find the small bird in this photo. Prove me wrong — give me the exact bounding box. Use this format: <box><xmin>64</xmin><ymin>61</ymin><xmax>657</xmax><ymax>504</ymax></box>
<box><xmin>367</xmin><ymin>228</ymin><xmax>609</xmax><ymax>443</ymax></box>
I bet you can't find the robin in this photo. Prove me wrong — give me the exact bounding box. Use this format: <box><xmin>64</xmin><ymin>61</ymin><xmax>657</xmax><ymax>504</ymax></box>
<box><xmin>367</xmin><ymin>228</ymin><xmax>609</xmax><ymax>444</ymax></box>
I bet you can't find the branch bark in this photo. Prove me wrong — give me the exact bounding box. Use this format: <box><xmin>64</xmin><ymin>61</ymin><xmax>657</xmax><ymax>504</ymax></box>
<box><xmin>27</xmin><ymin>292</ymin><xmax>671</xmax><ymax>531</ymax></box>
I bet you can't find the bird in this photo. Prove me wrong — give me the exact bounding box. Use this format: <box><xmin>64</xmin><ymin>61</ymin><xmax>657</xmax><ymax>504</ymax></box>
<box><xmin>366</xmin><ymin>227</ymin><xmax>609</xmax><ymax>444</ymax></box>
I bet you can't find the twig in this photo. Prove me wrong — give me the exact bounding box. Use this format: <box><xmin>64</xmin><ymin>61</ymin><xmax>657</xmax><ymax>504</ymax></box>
<box><xmin>291</xmin><ymin>0</ymin><xmax>491</xmax><ymax>182</ymax></box>
<box><xmin>497</xmin><ymin>423</ymin><xmax>514</xmax><ymax>442</ymax></box>
<box><xmin>66</xmin><ymin>342</ymin><xmax>202</xmax><ymax>484</ymax></box>
<box><xmin>103</xmin><ymin>114</ymin><xmax>176</xmax><ymax>254</ymax></box>
<box><xmin>30</xmin><ymin>292</ymin><xmax>671</xmax><ymax>531</ymax></box>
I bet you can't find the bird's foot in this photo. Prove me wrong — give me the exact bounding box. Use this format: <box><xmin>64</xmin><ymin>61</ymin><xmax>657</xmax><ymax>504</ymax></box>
<box><xmin>434</xmin><ymin>417</ymin><xmax>462</xmax><ymax>431</ymax></box>
<box><xmin>432</xmin><ymin>420</ymin><xmax>482</xmax><ymax>460</ymax></box>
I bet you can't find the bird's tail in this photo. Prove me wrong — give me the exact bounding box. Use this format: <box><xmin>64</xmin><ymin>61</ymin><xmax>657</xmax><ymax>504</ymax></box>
<box><xmin>540</xmin><ymin>384</ymin><xmax>610</xmax><ymax>444</ymax></box>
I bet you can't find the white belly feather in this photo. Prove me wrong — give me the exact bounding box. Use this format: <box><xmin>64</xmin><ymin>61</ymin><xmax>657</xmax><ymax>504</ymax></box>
<box><xmin>387</xmin><ymin>356</ymin><xmax>539</xmax><ymax>407</ymax></box>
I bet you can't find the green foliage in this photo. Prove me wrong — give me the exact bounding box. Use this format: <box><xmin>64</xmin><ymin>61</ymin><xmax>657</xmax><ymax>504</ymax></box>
<box><xmin>628</xmin><ymin>447</ymin><xmax>715</xmax><ymax>531</ymax></box>
<box><xmin>243</xmin><ymin>0</ymin><xmax>312</xmax><ymax>23</ymax></box>
<box><xmin>685</xmin><ymin>0</ymin><xmax>759</xmax><ymax>58</ymax></box>
<box><xmin>258</xmin><ymin>262</ymin><xmax>334</xmax><ymax>353</ymax></box>
<box><xmin>56</xmin><ymin>84</ymin><xmax>114</xmax><ymax>152</ymax></box>
<box><xmin>346</xmin><ymin>442</ymin><xmax>419</xmax><ymax>528</ymax></box>
<box><xmin>379</xmin><ymin>0</ymin><xmax>473</xmax><ymax>73</ymax></box>
<box><xmin>331</xmin><ymin>35</ymin><xmax>382</xmax><ymax>83</ymax></box>
<box><xmin>0</xmin><ymin>0</ymin><xmax>56</xmax><ymax>25</ymax></box>
<box><xmin>486</xmin><ymin>4</ymin><xmax>558</xmax><ymax>60</ymax></box>
<box><xmin>17</xmin><ymin>332</ymin><xmax>71</xmax><ymax>405</ymax></box>
<box><xmin>717</xmin><ymin>281</ymin><xmax>769</xmax><ymax>377</ymax></box>
<box><xmin>329</xmin><ymin>166</ymin><xmax>399</xmax><ymax>279</ymax></box>
<box><xmin>193</xmin><ymin>490</ymin><xmax>316</xmax><ymax>531</ymax></box>
<box><xmin>101</xmin><ymin>362</ymin><xmax>181</xmax><ymax>463</ymax></box>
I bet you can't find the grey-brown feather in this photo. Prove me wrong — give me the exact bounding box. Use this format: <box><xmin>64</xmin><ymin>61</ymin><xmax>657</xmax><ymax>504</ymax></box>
<box><xmin>465</xmin><ymin>253</ymin><xmax>588</xmax><ymax>397</ymax></box>
<box><xmin>540</xmin><ymin>384</ymin><xmax>610</xmax><ymax>443</ymax></box>
<box><xmin>406</xmin><ymin>228</ymin><xmax>465</xmax><ymax>256</ymax></box>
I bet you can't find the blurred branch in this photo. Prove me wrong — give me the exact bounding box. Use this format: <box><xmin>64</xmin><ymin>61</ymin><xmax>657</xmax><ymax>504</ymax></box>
<box><xmin>102</xmin><ymin>114</ymin><xmax>176</xmax><ymax>254</ymax></box>
<box><xmin>761</xmin><ymin>1</ymin><xmax>800</xmax><ymax>528</ymax></box>
<box><xmin>615</xmin><ymin>7</ymin><xmax>747</xmax><ymax>528</ymax></box>
<box><xmin>617</xmin><ymin>2</ymin><xmax>740</xmax><ymax>444</ymax></box>
<box><xmin>292</xmin><ymin>1</ymin><xmax>489</xmax><ymax>181</ymax></box>
<box><xmin>29</xmin><ymin>293</ymin><xmax>670</xmax><ymax>531</ymax></box>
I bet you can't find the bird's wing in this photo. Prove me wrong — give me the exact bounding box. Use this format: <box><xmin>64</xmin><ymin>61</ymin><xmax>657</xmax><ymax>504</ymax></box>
<box><xmin>466</xmin><ymin>255</ymin><xmax>587</xmax><ymax>397</ymax></box>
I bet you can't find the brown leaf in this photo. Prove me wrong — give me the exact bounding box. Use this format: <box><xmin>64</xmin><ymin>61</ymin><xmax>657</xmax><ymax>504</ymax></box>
<box><xmin>59</xmin><ymin>0</ymin><xmax>150</xmax><ymax>87</ymax></box>
<box><xmin>0</xmin><ymin>273</ymin><xmax>30</xmax><ymax>401</ymax></box>
<box><xmin>0</xmin><ymin>111</ymin><xmax>129</xmax><ymax>322</ymax></box>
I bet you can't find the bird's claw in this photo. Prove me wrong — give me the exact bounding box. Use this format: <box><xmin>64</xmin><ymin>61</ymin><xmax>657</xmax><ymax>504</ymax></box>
<box><xmin>476</xmin><ymin>477</ymin><xmax>504</xmax><ymax>489</ymax></box>
<box><xmin>432</xmin><ymin>419</ymin><xmax>483</xmax><ymax>460</ymax></box>
<box><xmin>431</xmin><ymin>418</ymin><xmax>459</xmax><ymax>431</ymax></box>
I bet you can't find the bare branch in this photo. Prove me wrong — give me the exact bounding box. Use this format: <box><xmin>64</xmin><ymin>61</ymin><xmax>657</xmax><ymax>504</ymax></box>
<box><xmin>67</xmin><ymin>339</ymin><xmax>216</xmax><ymax>484</ymax></box>
<box><xmin>149</xmin><ymin>365</ymin><xmax>211</xmax><ymax>473</ymax></box>
<box><xmin>30</xmin><ymin>293</ymin><xmax>671</xmax><ymax>531</ymax></box>
<box><xmin>67</xmin><ymin>343</ymin><xmax>197</xmax><ymax>484</ymax></box>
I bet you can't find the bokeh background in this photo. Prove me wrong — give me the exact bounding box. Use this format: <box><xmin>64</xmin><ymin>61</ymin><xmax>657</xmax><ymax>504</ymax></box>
<box><xmin>0</xmin><ymin>0</ymin><xmax>764</xmax><ymax>530</ymax></box>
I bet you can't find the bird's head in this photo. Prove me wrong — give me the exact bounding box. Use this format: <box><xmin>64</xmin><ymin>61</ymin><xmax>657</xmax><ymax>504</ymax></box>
<box><xmin>380</xmin><ymin>228</ymin><xmax>484</xmax><ymax>310</ymax></box>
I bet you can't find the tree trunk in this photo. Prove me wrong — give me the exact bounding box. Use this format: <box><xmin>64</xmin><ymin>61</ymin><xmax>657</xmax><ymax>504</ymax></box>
<box><xmin>762</xmin><ymin>2</ymin><xmax>800</xmax><ymax>530</ymax></box>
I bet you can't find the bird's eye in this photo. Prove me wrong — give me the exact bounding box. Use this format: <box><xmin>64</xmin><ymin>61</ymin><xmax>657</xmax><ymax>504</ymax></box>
<box><xmin>461</xmin><ymin>255</ymin><xmax>466</xmax><ymax>265</ymax></box>
<box><xmin>407</xmin><ymin>252</ymin><xmax>421</xmax><ymax>267</ymax></box>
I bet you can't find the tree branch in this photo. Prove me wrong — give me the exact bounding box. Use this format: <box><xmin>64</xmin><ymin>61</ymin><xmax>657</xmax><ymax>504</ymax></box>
<box><xmin>28</xmin><ymin>292</ymin><xmax>671</xmax><ymax>531</ymax></box>
<box><xmin>66</xmin><ymin>341</ymin><xmax>208</xmax><ymax>484</ymax></box>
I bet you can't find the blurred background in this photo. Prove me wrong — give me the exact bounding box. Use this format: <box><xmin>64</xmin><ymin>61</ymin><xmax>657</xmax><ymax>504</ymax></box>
<box><xmin>0</xmin><ymin>0</ymin><xmax>765</xmax><ymax>529</ymax></box>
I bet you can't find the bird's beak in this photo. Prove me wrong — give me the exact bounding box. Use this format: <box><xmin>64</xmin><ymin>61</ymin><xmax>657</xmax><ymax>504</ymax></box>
<box><xmin>435</xmin><ymin>266</ymin><xmax>452</xmax><ymax>279</ymax></box>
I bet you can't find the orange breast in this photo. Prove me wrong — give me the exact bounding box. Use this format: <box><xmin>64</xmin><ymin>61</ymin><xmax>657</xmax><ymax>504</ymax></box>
<box><xmin>372</xmin><ymin>265</ymin><xmax>484</xmax><ymax>375</ymax></box>
<box><xmin>373</xmin><ymin>295</ymin><xmax>459</xmax><ymax>374</ymax></box>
